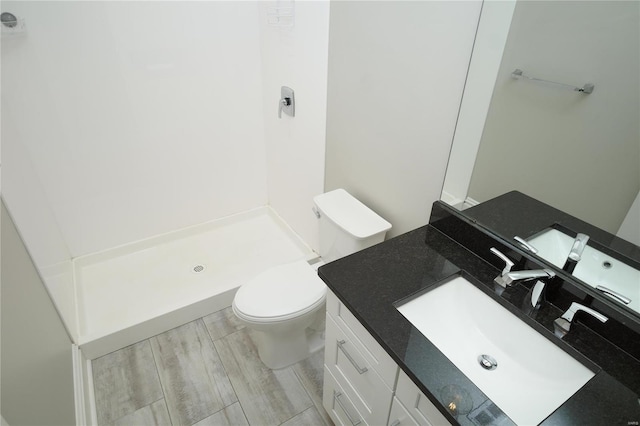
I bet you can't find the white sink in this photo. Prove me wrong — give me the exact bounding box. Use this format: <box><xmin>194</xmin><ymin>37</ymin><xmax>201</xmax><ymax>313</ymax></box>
<box><xmin>396</xmin><ymin>276</ymin><xmax>595</xmax><ymax>425</ymax></box>
<box><xmin>528</xmin><ymin>228</ymin><xmax>639</xmax><ymax>313</ymax></box>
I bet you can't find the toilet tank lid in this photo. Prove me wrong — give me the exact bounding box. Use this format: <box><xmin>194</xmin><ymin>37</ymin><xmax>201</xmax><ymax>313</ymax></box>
<box><xmin>314</xmin><ymin>189</ymin><xmax>392</xmax><ymax>239</ymax></box>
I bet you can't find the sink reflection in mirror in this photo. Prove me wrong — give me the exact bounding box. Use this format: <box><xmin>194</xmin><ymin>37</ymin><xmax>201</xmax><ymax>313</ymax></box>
<box><xmin>527</xmin><ymin>227</ymin><xmax>640</xmax><ymax>314</ymax></box>
<box><xmin>396</xmin><ymin>274</ymin><xmax>595</xmax><ymax>425</ymax></box>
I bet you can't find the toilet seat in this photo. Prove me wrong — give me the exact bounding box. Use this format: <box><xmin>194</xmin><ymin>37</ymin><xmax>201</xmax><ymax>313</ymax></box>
<box><xmin>233</xmin><ymin>260</ymin><xmax>327</xmax><ymax>323</ymax></box>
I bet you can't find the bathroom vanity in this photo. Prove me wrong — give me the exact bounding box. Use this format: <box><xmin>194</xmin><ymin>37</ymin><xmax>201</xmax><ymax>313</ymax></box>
<box><xmin>318</xmin><ymin>197</ymin><xmax>640</xmax><ymax>425</ymax></box>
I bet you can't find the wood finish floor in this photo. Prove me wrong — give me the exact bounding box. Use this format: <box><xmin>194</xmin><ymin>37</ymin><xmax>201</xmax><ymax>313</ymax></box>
<box><xmin>92</xmin><ymin>308</ymin><xmax>332</xmax><ymax>426</ymax></box>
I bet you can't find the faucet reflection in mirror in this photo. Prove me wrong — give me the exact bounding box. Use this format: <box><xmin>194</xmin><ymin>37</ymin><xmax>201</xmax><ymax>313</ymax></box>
<box><xmin>564</xmin><ymin>233</ymin><xmax>590</xmax><ymax>273</ymax></box>
<box><xmin>528</xmin><ymin>226</ymin><xmax>639</xmax><ymax>314</ymax></box>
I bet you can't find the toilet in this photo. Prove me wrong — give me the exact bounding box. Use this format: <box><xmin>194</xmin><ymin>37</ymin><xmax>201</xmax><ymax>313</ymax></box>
<box><xmin>232</xmin><ymin>188</ymin><xmax>392</xmax><ymax>369</ymax></box>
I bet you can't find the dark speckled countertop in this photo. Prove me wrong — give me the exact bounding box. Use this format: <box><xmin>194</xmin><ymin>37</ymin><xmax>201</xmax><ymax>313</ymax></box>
<box><xmin>317</xmin><ymin>202</ymin><xmax>640</xmax><ymax>425</ymax></box>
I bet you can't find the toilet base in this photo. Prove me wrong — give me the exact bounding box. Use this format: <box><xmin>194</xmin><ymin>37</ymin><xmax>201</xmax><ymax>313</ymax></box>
<box><xmin>307</xmin><ymin>328</ymin><xmax>325</xmax><ymax>355</ymax></box>
<box><xmin>254</xmin><ymin>327</ymin><xmax>325</xmax><ymax>370</ymax></box>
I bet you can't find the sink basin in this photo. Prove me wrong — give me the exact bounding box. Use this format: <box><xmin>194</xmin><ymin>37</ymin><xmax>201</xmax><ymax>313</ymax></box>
<box><xmin>528</xmin><ymin>228</ymin><xmax>639</xmax><ymax>313</ymax></box>
<box><xmin>396</xmin><ymin>275</ymin><xmax>595</xmax><ymax>425</ymax></box>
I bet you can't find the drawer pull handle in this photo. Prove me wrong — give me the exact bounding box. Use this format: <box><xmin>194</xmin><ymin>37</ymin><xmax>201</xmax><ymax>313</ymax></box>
<box><xmin>334</xmin><ymin>391</ymin><xmax>362</xmax><ymax>426</ymax></box>
<box><xmin>389</xmin><ymin>420</ymin><xmax>401</xmax><ymax>426</ymax></box>
<box><xmin>337</xmin><ymin>339</ymin><xmax>369</xmax><ymax>374</ymax></box>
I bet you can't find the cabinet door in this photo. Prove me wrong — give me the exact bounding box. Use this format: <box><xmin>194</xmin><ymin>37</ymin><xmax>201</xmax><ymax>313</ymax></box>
<box><xmin>388</xmin><ymin>396</ymin><xmax>420</xmax><ymax>426</ymax></box>
<box><xmin>325</xmin><ymin>315</ymin><xmax>394</xmax><ymax>426</ymax></box>
<box><xmin>395</xmin><ymin>370</ymin><xmax>451</xmax><ymax>426</ymax></box>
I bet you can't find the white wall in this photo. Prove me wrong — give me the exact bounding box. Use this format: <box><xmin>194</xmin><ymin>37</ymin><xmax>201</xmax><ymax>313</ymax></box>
<box><xmin>1</xmin><ymin>202</ymin><xmax>76</xmax><ymax>426</ymax></box>
<box><xmin>324</xmin><ymin>1</ymin><xmax>482</xmax><ymax>237</ymax></box>
<box><xmin>2</xmin><ymin>1</ymin><xmax>268</xmax><ymax>258</ymax></box>
<box><xmin>1</xmin><ymin>103</ymin><xmax>78</xmax><ymax>339</ymax></box>
<box><xmin>259</xmin><ymin>1</ymin><xmax>329</xmax><ymax>252</ymax></box>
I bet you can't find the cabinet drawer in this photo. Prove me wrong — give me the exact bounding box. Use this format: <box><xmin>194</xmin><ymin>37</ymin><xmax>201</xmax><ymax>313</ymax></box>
<box><xmin>326</xmin><ymin>290</ymin><xmax>398</xmax><ymax>389</ymax></box>
<box><xmin>325</xmin><ymin>315</ymin><xmax>393</xmax><ymax>425</ymax></box>
<box><xmin>323</xmin><ymin>367</ymin><xmax>369</xmax><ymax>426</ymax></box>
<box><xmin>395</xmin><ymin>370</ymin><xmax>450</xmax><ymax>426</ymax></box>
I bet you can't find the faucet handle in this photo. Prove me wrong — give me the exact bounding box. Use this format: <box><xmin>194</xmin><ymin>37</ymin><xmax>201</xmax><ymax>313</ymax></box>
<box><xmin>514</xmin><ymin>236</ymin><xmax>538</xmax><ymax>254</ymax></box>
<box><xmin>561</xmin><ymin>302</ymin><xmax>608</xmax><ymax>323</ymax></box>
<box><xmin>554</xmin><ymin>302</ymin><xmax>608</xmax><ymax>339</ymax></box>
<box><xmin>490</xmin><ymin>248</ymin><xmax>514</xmax><ymax>276</ymax></box>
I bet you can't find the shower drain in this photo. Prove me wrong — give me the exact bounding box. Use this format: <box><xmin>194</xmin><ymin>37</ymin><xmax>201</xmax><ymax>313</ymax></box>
<box><xmin>192</xmin><ymin>264</ymin><xmax>206</xmax><ymax>273</ymax></box>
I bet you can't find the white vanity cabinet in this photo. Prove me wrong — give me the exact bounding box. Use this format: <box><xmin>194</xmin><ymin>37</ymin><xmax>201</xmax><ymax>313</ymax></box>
<box><xmin>388</xmin><ymin>370</ymin><xmax>450</xmax><ymax>426</ymax></box>
<box><xmin>323</xmin><ymin>291</ymin><xmax>451</xmax><ymax>426</ymax></box>
<box><xmin>323</xmin><ymin>290</ymin><xmax>398</xmax><ymax>425</ymax></box>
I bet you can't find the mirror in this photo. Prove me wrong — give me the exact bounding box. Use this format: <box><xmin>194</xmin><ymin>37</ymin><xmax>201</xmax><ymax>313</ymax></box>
<box><xmin>442</xmin><ymin>1</ymin><xmax>640</xmax><ymax>316</ymax></box>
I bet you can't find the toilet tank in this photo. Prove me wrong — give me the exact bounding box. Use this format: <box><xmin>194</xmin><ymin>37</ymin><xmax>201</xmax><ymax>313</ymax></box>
<box><xmin>313</xmin><ymin>189</ymin><xmax>392</xmax><ymax>263</ymax></box>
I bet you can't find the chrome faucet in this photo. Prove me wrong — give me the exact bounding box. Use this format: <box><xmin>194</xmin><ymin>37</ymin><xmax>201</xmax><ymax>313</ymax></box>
<box><xmin>568</xmin><ymin>233</ymin><xmax>590</xmax><ymax>262</ymax></box>
<box><xmin>491</xmin><ymin>248</ymin><xmax>556</xmax><ymax>288</ymax></box>
<box><xmin>563</xmin><ymin>233</ymin><xmax>590</xmax><ymax>273</ymax></box>
<box><xmin>495</xmin><ymin>268</ymin><xmax>556</xmax><ymax>288</ymax></box>
<box><xmin>553</xmin><ymin>302</ymin><xmax>608</xmax><ymax>338</ymax></box>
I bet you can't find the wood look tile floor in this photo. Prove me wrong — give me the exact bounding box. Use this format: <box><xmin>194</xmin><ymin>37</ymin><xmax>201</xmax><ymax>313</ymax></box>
<box><xmin>93</xmin><ymin>308</ymin><xmax>333</xmax><ymax>426</ymax></box>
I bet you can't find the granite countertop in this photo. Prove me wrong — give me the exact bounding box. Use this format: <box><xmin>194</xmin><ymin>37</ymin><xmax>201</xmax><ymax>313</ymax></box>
<box><xmin>317</xmin><ymin>222</ymin><xmax>640</xmax><ymax>425</ymax></box>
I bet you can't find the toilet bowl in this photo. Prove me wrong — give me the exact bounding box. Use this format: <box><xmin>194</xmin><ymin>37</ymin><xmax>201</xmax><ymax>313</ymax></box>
<box><xmin>232</xmin><ymin>259</ymin><xmax>327</xmax><ymax>369</ymax></box>
<box><xmin>232</xmin><ymin>189</ymin><xmax>391</xmax><ymax>369</ymax></box>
